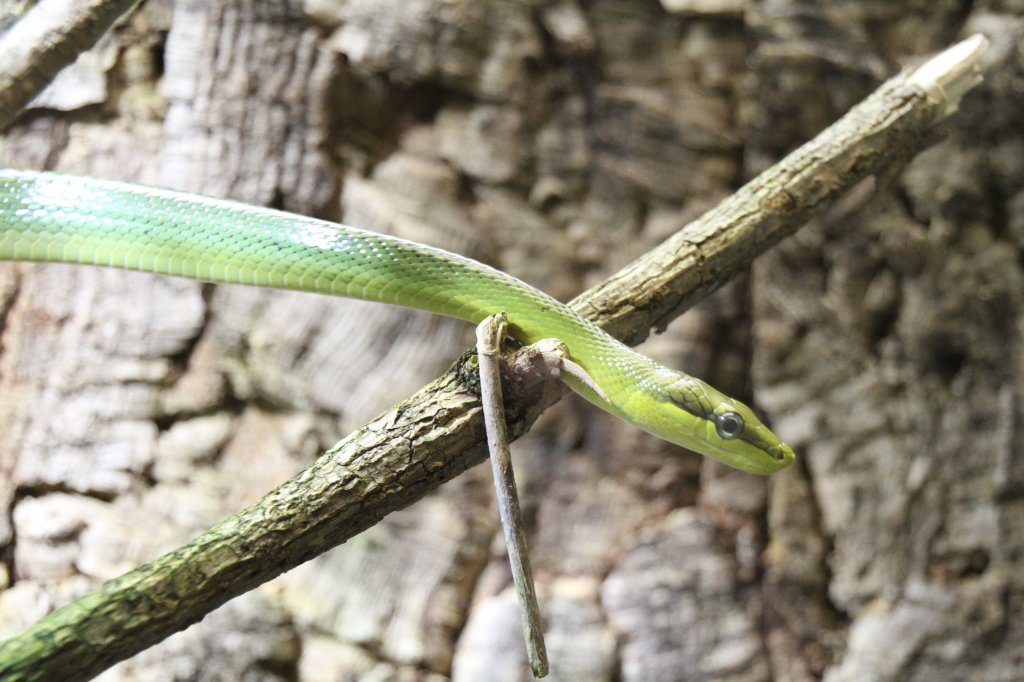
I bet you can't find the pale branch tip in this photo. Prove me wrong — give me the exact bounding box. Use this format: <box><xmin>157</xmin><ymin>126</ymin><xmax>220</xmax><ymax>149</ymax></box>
<box><xmin>907</xmin><ymin>34</ymin><xmax>989</xmax><ymax>117</ymax></box>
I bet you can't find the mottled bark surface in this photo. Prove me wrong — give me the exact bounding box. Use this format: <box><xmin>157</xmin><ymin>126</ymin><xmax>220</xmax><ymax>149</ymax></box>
<box><xmin>752</xmin><ymin>5</ymin><xmax>1024</xmax><ymax>681</ymax></box>
<box><xmin>0</xmin><ymin>1</ymin><xmax>1020</xmax><ymax>681</ymax></box>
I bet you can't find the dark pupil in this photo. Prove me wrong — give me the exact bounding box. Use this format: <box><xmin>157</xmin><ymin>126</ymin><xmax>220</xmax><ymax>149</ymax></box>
<box><xmin>716</xmin><ymin>412</ymin><xmax>743</xmax><ymax>439</ymax></box>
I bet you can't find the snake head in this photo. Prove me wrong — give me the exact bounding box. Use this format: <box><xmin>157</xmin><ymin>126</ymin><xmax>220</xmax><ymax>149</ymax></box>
<box><xmin>650</xmin><ymin>371</ymin><xmax>796</xmax><ymax>475</ymax></box>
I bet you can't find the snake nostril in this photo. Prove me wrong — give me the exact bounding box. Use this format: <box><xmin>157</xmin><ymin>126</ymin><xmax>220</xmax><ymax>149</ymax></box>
<box><xmin>772</xmin><ymin>444</ymin><xmax>795</xmax><ymax>463</ymax></box>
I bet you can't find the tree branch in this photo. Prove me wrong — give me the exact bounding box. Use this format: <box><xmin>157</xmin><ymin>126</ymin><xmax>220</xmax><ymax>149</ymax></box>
<box><xmin>0</xmin><ymin>35</ymin><xmax>988</xmax><ymax>682</ymax></box>
<box><xmin>476</xmin><ymin>314</ymin><xmax>549</xmax><ymax>678</ymax></box>
<box><xmin>0</xmin><ymin>0</ymin><xmax>140</xmax><ymax>131</ymax></box>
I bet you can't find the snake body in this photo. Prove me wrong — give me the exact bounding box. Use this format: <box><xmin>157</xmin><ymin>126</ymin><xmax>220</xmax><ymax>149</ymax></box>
<box><xmin>0</xmin><ymin>170</ymin><xmax>794</xmax><ymax>474</ymax></box>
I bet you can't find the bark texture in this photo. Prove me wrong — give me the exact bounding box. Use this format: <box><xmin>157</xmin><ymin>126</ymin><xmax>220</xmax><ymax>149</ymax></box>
<box><xmin>0</xmin><ymin>1</ymin><xmax>1019</xmax><ymax>681</ymax></box>
<box><xmin>0</xmin><ymin>0</ymin><xmax>140</xmax><ymax>130</ymax></box>
<box><xmin>752</xmin><ymin>5</ymin><xmax>1024</xmax><ymax>681</ymax></box>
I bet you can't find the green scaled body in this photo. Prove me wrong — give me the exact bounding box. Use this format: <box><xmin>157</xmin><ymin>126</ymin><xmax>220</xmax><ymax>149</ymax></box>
<box><xmin>0</xmin><ymin>170</ymin><xmax>795</xmax><ymax>474</ymax></box>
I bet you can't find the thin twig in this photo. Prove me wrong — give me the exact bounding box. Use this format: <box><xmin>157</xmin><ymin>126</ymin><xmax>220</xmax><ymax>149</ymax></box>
<box><xmin>476</xmin><ymin>314</ymin><xmax>549</xmax><ymax>678</ymax></box>
<box><xmin>0</xmin><ymin>0</ymin><xmax>140</xmax><ymax>131</ymax></box>
<box><xmin>0</xmin><ymin>34</ymin><xmax>989</xmax><ymax>682</ymax></box>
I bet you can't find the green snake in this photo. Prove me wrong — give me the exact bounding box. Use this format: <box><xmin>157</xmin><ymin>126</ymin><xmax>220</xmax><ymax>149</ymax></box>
<box><xmin>0</xmin><ymin>170</ymin><xmax>795</xmax><ymax>474</ymax></box>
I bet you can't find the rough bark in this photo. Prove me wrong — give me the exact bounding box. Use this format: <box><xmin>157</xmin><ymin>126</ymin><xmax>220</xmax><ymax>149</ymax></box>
<box><xmin>0</xmin><ymin>1</ymin><xmax>1018</xmax><ymax>681</ymax></box>
<box><xmin>752</xmin><ymin>4</ymin><xmax>1024</xmax><ymax>681</ymax></box>
<box><xmin>0</xmin><ymin>0</ymin><xmax>141</xmax><ymax>130</ymax></box>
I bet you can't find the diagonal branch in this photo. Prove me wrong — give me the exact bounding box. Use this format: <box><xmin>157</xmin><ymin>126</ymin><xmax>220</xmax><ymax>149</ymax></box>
<box><xmin>0</xmin><ymin>0</ymin><xmax>140</xmax><ymax>131</ymax></box>
<box><xmin>0</xmin><ymin>35</ymin><xmax>988</xmax><ymax>682</ymax></box>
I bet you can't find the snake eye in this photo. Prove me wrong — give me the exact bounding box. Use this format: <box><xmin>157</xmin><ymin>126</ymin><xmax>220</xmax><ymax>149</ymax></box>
<box><xmin>715</xmin><ymin>412</ymin><xmax>744</xmax><ymax>440</ymax></box>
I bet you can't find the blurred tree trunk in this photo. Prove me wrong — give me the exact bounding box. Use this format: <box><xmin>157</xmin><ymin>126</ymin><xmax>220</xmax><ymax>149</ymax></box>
<box><xmin>0</xmin><ymin>1</ymin><xmax>1020</xmax><ymax>681</ymax></box>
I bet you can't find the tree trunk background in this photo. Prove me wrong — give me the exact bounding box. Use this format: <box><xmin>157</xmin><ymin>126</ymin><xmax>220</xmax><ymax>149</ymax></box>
<box><xmin>0</xmin><ymin>1</ymin><xmax>1021</xmax><ymax>681</ymax></box>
